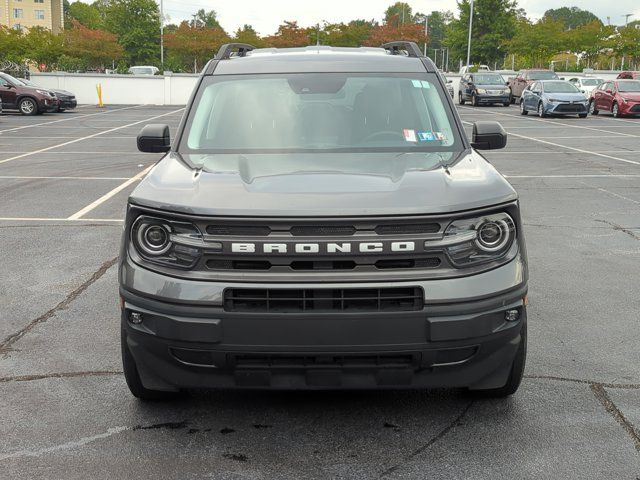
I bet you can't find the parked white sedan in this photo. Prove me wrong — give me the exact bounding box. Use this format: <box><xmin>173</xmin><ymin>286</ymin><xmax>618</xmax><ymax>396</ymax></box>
<box><xmin>568</xmin><ymin>77</ymin><xmax>605</xmax><ymax>97</ymax></box>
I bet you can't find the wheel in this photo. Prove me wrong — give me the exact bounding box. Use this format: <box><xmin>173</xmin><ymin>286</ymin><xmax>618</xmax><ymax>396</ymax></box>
<box><xmin>588</xmin><ymin>100</ymin><xmax>598</xmax><ymax>115</ymax></box>
<box><xmin>503</xmin><ymin>102</ymin><xmax>510</xmax><ymax>107</ymax></box>
<box><xmin>121</xmin><ymin>329</ymin><xmax>182</xmax><ymax>401</ymax></box>
<box><xmin>509</xmin><ymin>91</ymin><xmax>515</xmax><ymax>104</ymax></box>
<box><xmin>468</xmin><ymin>323</ymin><xmax>527</xmax><ymax>398</ymax></box>
<box><xmin>57</xmin><ymin>108</ymin><xmax>66</xmax><ymax>113</ymax></box>
<box><xmin>519</xmin><ymin>100</ymin><xmax>528</xmax><ymax>115</ymax></box>
<box><xmin>18</xmin><ymin>98</ymin><xmax>38</xmax><ymax>116</ymax></box>
<box><xmin>537</xmin><ymin>102</ymin><xmax>546</xmax><ymax>118</ymax></box>
<box><xmin>471</xmin><ymin>93</ymin><xmax>478</xmax><ymax>107</ymax></box>
<box><xmin>612</xmin><ymin>102</ymin><xmax>620</xmax><ymax>118</ymax></box>
<box><xmin>578</xmin><ymin>113</ymin><xmax>587</xmax><ymax>118</ymax></box>
<box><xmin>458</xmin><ymin>92</ymin><xmax>465</xmax><ymax>105</ymax></box>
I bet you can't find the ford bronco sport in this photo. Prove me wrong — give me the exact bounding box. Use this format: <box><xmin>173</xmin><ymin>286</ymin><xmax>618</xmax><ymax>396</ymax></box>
<box><xmin>120</xmin><ymin>42</ymin><xmax>528</xmax><ymax>400</ymax></box>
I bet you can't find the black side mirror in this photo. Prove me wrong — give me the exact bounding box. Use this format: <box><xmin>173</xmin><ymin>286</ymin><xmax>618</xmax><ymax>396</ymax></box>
<box><xmin>137</xmin><ymin>124</ymin><xmax>170</xmax><ymax>153</ymax></box>
<box><xmin>471</xmin><ymin>121</ymin><xmax>507</xmax><ymax>150</ymax></box>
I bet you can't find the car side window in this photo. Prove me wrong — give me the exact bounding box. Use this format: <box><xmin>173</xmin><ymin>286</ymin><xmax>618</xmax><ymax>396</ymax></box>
<box><xmin>0</xmin><ymin>78</ymin><xmax>8</xmax><ymax>87</ymax></box>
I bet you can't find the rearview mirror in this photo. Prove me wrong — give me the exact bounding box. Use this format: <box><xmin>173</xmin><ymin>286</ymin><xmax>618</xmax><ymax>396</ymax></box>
<box><xmin>471</xmin><ymin>121</ymin><xmax>507</xmax><ymax>150</ymax></box>
<box><xmin>137</xmin><ymin>124</ymin><xmax>170</xmax><ymax>153</ymax></box>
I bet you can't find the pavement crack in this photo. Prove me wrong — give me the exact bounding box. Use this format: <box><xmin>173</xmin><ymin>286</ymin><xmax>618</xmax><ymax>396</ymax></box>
<box><xmin>0</xmin><ymin>256</ymin><xmax>118</xmax><ymax>356</ymax></box>
<box><xmin>590</xmin><ymin>383</ymin><xmax>640</xmax><ymax>453</ymax></box>
<box><xmin>0</xmin><ymin>370</ymin><xmax>122</xmax><ymax>383</ymax></box>
<box><xmin>595</xmin><ymin>219</ymin><xmax>640</xmax><ymax>241</ymax></box>
<box><xmin>525</xmin><ymin>374</ymin><xmax>640</xmax><ymax>390</ymax></box>
<box><xmin>378</xmin><ymin>401</ymin><xmax>474</xmax><ymax>478</ymax></box>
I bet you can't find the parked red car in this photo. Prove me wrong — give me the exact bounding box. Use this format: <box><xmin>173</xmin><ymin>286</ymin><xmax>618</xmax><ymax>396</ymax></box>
<box><xmin>589</xmin><ymin>80</ymin><xmax>640</xmax><ymax>117</ymax></box>
<box><xmin>617</xmin><ymin>71</ymin><xmax>640</xmax><ymax>80</ymax></box>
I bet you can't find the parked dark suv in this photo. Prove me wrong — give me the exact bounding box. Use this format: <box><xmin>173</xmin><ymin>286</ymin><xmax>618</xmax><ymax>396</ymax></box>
<box><xmin>121</xmin><ymin>42</ymin><xmax>528</xmax><ymax>400</ymax></box>
<box><xmin>0</xmin><ymin>72</ymin><xmax>58</xmax><ymax>115</ymax></box>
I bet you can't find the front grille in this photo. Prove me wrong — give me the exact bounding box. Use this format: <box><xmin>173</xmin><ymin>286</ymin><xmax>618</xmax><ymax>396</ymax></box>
<box><xmin>375</xmin><ymin>223</ymin><xmax>440</xmax><ymax>235</ymax></box>
<box><xmin>224</xmin><ymin>287</ymin><xmax>423</xmax><ymax>313</ymax></box>
<box><xmin>206</xmin><ymin>225</ymin><xmax>271</xmax><ymax>236</ymax></box>
<box><xmin>206</xmin><ymin>257</ymin><xmax>441</xmax><ymax>271</ymax></box>
<box><xmin>290</xmin><ymin>225</ymin><xmax>357</xmax><ymax>236</ymax></box>
<box><xmin>630</xmin><ymin>105</ymin><xmax>640</xmax><ymax>113</ymax></box>
<box><xmin>232</xmin><ymin>353</ymin><xmax>417</xmax><ymax>368</ymax></box>
<box><xmin>555</xmin><ymin>103</ymin><xmax>585</xmax><ymax>113</ymax></box>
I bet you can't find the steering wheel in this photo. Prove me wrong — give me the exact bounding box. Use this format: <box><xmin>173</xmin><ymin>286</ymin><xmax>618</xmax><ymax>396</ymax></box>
<box><xmin>361</xmin><ymin>130</ymin><xmax>405</xmax><ymax>143</ymax></box>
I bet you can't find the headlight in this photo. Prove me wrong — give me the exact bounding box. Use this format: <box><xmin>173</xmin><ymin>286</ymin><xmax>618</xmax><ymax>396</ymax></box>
<box><xmin>36</xmin><ymin>89</ymin><xmax>53</xmax><ymax>97</ymax></box>
<box><xmin>431</xmin><ymin>212</ymin><xmax>516</xmax><ymax>267</ymax></box>
<box><xmin>131</xmin><ymin>215</ymin><xmax>211</xmax><ymax>269</ymax></box>
<box><xmin>503</xmin><ymin>88</ymin><xmax>510</xmax><ymax>94</ymax></box>
<box><xmin>621</xmin><ymin>97</ymin><xmax>629</xmax><ymax>103</ymax></box>
<box><xmin>476</xmin><ymin>88</ymin><xmax>486</xmax><ymax>94</ymax></box>
<box><xmin>548</xmin><ymin>98</ymin><xmax>561</xmax><ymax>103</ymax></box>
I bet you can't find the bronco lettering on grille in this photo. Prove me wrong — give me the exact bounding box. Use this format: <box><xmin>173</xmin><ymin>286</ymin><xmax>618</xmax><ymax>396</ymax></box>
<box><xmin>230</xmin><ymin>242</ymin><xmax>416</xmax><ymax>254</ymax></box>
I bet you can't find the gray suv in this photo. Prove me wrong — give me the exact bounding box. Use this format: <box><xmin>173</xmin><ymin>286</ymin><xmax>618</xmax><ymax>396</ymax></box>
<box><xmin>121</xmin><ymin>42</ymin><xmax>528</xmax><ymax>400</ymax></box>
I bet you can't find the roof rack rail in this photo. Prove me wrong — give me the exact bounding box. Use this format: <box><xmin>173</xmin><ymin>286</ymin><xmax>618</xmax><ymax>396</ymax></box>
<box><xmin>215</xmin><ymin>43</ymin><xmax>256</xmax><ymax>60</ymax></box>
<box><xmin>381</xmin><ymin>41</ymin><xmax>423</xmax><ymax>58</ymax></box>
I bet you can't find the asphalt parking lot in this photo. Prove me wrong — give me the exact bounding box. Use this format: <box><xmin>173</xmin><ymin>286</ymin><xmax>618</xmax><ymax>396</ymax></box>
<box><xmin>1</xmin><ymin>104</ymin><xmax>639</xmax><ymax>479</ymax></box>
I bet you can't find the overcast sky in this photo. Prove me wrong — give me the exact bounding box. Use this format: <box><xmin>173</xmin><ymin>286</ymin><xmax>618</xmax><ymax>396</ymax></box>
<box><xmin>156</xmin><ymin>0</ymin><xmax>640</xmax><ymax>35</ymax></box>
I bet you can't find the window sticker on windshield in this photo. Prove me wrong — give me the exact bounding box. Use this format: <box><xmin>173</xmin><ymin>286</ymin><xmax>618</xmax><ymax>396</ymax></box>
<box><xmin>411</xmin><ymin>80</ymin><xmax>422</xmax><ymax>88</ymax></box>
<box><xmin>417</xmin><ymin>131</ymin><xmax>436</xmax><ymax>142</ymax></box>
<box><xmin>421</xmin><ymin>81</ymin><xmax>431</xmax><ymax>89</ymax></box>
<box><xmin>434</xmin><ymin>132</ymin><xmax>446</xmax><ymax>141</ymax></box>
<box><xmin>403</xmin><ymin>129</ymin><xmax>417</xmax><ymax>142</ymax></box>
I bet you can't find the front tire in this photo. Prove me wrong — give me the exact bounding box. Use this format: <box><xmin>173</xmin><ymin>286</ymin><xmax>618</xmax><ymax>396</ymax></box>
<box><xmin>589</xmin><ymin>100</ymin><xmax>598</xmax><ymax>115</ymax></box>
<box><xmin>520</xmin><ymin>100</ymin><xmax>528</xmax><ymax>115</ymax></box>
<box><xmin>537</xmin><ymin>102</ymin><xmax>546</xmax><ymax>118</ymax></box>
<box><xmin>121</xmin><ymin>329</ymin><xmax>183</xmax><ymax>401</ymax></box>
<box><xmin>469</xmin><ymin>324</ymin><xmax>527</xmax><ymax>398</ymax></box>
<box><xmin>18</xmin><ymin>98</ymin><xmax>38</xmax><ymax>116</ymax></box>
<box><xmin>458</xmin><ymin>92</ymin><xmax>465</xmax><ymax>105</ymax></box>
<box><xmin>471</xmin><ymin>93</ymin><xmax>478</xmax><ymax>107</ymax></box>
<box><xmin>612</xmin><ymin>102</ymin><xmax>621</xmax><ymax>118</ymax></box>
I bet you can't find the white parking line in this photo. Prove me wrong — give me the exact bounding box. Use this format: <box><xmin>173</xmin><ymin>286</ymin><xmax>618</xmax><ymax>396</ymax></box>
<box><xmin>0</xmin><ymin>105</ymin><xmax>142</xmax><ymax>134</ymax></box>
<box><xmin>487</xmin><ymin>150</ymin><xmax>640</xmax><ymax>154</ymax></box>
<box><xmin>0</xmin><ymin>217</ymin><xmax>123</xmax><ymax>223</ymax></box>
<box><xmin>459</xmin><ymin>105</ymin><xmax>640</xmax><ymax>138</ymax></box>
<box><xmin>505</xmin><ymin>174</ymin><xmax>640</xmax><ymax>178</ymax></box>
<box><xmin>0</xmin><ymin>175</ymin><xmax>130</xmax><ymax>180</ymax></box>
<box><xmin>0</xmin><ymin>108</ymin><xmax>184</xmax><ymax>165</ymax></box>
<box><xmin>461</xmin><ymin>120</ymin><xmax>640</xmax><ymax>166</ymax></box>
<box><xmin>67</xmin><ymin>165</ymin><xmax>154</xmax><ymax>220</ymax></box>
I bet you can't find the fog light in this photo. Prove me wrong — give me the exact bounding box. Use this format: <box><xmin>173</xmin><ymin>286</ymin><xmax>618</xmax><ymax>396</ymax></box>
<box><xmin>504</xmin><ymin>309</ymin><xmax>520</xmax><ymax>322</ymax></box>
<box><xmin>129</xmin><ymin>311</ymin><xmax>143</xmax><ymax>324</ymax></box>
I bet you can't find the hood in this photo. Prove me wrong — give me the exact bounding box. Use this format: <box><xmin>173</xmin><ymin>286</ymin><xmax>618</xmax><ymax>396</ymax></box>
<box><xmin>129</xmin><ymin>151</ymin><xmax>517</xmax><ymax>217</ymax></box>
<box><xmin>52</xmin><ymin>88</ymin><xmax>74</xmax><ymax>97</ymax></box>
<box><xmin>543</xmin><ymin>92</ymin><xmax>586</xmax><ymax>101</ymax></box>
<box><xmin>618</xmin><ymin>91</ymin><xmax>640</xmax><ymax>101</ymax></box>
<box><xmin>476</xmin><ymin>83</ymin><xmax>507</xmax><ymax>89</ymax></box>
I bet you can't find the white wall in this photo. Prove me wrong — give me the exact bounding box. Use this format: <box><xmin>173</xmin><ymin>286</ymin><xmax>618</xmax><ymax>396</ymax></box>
<box><xmin>30</xmin><ymin>72</ymin><xmax>199</xmax><ymax>105</ymax></box>
<box><xmin>29</xmin><ymin>71</ymin><xmax>623</xmax><ymax>106</ymax></box>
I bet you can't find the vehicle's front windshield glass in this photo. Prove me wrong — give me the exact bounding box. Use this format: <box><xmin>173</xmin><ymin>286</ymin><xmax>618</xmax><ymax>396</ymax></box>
<box><xmin>544</xmin><ymin>81</ymin><xmax>580</xmax><ymax>93</ymax></box>
<box><xmin>473</xmin><ymin>74</ymin><xmax>505</xmax><ymax>84</ymax></box>
<box><xmin>183</xmin><ymin>73</ymin><xmax>461</xmax><ymax>159</ymax></box>
<box><xmin>530</xmin><ymin>71</ymin><xmax>558</xmax><ymax>80</ymax></box>
<box><xmin>581</xmin><ymin>78</ymin><xmax>601</xmax><ymax>86</ymax></box>
<box><xmin>618</xmin><ymin>81</ymin><xmax>640</xmax><ymax>92</ymax></box>
<box><xmin>1</xmin><ymin>73</ymin><xmax>25</xmax><ymax>85</ymax></box>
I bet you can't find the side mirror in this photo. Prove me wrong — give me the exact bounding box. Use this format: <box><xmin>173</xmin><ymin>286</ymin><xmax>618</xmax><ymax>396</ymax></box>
<box><xmin>605</xmin><ymin>89</ymin><xmax>613</xmax><ymax>94</ymax></box>
<box><xmin>471</xmin><ymin>121</ymin><xmax>507</xmax><ymax>150</ymax></box>
<box><xmin>137</xmin><ymin>124</ymin><xmax>170</xmax><ymax>153</ymax></box>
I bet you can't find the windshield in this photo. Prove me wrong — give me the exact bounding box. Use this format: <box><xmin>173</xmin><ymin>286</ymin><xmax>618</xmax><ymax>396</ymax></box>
<box><xmin>130</xmin><ymin>67</ymin><xmax>155</xmax><ymax>75</ymax></box>
<box><xmin>473</xmin><ymin>74</ymin><xmax>505</xmax><ymax>84</ymax></box>
<box><xmin>581</xmin><ymin>79</ymin><xmax>602</xmax><ymax>86</ymax></box>
<box><xmin>1</xmin><ymin>73</ymin><xmax>26</xmax><ymax>85</ymax></box>
<box><xmin>618</xmin><ymin>81</ymin><xmax>640</xmax><ymax>92</ymax></box>
<box><xmin>182</xmin><ymin>73</ymin><xmax>461</xmax><ymax>159</ymax></box>
<box><xmin>530</xmin><ymin>71</ymin><xmax>558</xmax><ymax>80</ymax></box>
<box><xmin>543</xmin><ymin>81</ymin><xmax>580</xmax><ymax>93</ymax></box>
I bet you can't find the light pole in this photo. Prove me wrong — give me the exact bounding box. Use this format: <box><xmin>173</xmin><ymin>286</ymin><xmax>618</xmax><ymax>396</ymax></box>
<box><xmin>160</xmin><ymin>0</ymin><xmax>164</xmax><ymax>68</ymax></box>
<box><xmin>466</xmin><ymin>0</ymin><xmax>474</xmax><ymax>67</ymax></box>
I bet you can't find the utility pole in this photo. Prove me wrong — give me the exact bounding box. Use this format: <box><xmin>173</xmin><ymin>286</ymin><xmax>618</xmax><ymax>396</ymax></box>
<box><xmin>160</xmin><ymin>0</ymin><xmax>164</xmax><ymax>68</ymax></box>
<box><xmin>466</xmin><ymin>0</ymin><xmax>474</xmax><ymax>68</ymax></box>
<box><xmin>622</xmin><ymin>14</ymin><xmax>633</xmax><ymax>26</ymax></box>
<box><xmin>317</xmin><ymin>23</ymin><xmax>320</xmax><ymax>46</ymax></box>
<box><xmin>424</xmin><ymin>16</ymin><xmax>428</xmax><ymax>56</ymax></box>
<box><xmin>434</xmin><ymin>49</ymin><xmax>440</xmax><ymax>69</ymax></box>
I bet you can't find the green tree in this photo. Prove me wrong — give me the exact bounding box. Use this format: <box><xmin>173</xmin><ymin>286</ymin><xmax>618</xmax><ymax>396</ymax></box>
<box><xmin>0</xmin><ymin>27</ymin><xmax>26</xmax><ymax>63</ymax></box>
<box><xmin>24</xmin><ymin>27</ymin><xmax>64</xmax><ymax>70</ymax></box>
<box><xmin>610</xmin><ymin>26</ymin><xmax>640</xmax><ymax>69</ymax></box>
<box><xmin>264</xmin><ymin>21</ymin><xmax>310</xmax><ymax>48</ymax></box>
<box><xmin>419</xmin><ymin>11</ymin><xmax>453</xmax><ymax>51</ymax></box>
<box><xmin>565</xmin><ymin>21</ymin><xmax>614</xmax><ymax>67</ymax></box>
<box><xmin>543</xmin><ymin>7</ymin><xmax>600</xmax><ymax>30</ymax></box>
<box><xmin>189</xmin><ymin>9</ymin><xmax>221</xmax><ymax>29</ymax></box>
<box><xmin>164</xmin><ymin>21</ymin><xmax>229</xmax><ymax>72</ymax></box>
<box><xmin>66</xmin><ymin>1</ymin><xmax>103</xmax><ymax>29</ymax></box>
<box><xmin>233</xmin><ymin>24</ymin><xmax>265</xmax><ymax>47</ymax></box>
<box><xmin>65</xmin><ymin>20</ymin><xmax>124</xmax><ymax>69</ymax></box>
<box><xmin>505</xmin><ymin>18</ymin><xmax>566</xmax><ymax>68</ymax></box>
<box><xmin>384</xmin><ymin>2</ymin><xmax>413</xmax><ymax>25</ymax></box>
<box><xmin>103</xmin><ymin>0</ymin><xmax>160</xmax><ymax>65</ymax></box>
<box><xmin>321</xmin><ymin>20</ymin><xmax>375</xmax><ymax>47</ymax></box>
<box><xmin>446</xmin><ymin>0</ymin><xmax>520</xmax><ymax>67</ymax></box>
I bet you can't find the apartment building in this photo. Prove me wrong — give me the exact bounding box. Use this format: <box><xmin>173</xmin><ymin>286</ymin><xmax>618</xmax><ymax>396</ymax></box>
<box><xmin>1</xmin><ymin>0</ymin><xmax>64</xmax><ymax>34</ymax></box>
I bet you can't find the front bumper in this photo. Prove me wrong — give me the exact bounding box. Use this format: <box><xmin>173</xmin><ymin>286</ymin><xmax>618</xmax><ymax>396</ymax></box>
<box><xmin>39</xmin><ymin>97</ymin><xmax>59</xmax><ymax>112</ymax></box>
<box><xmin>545</xmin><ymin>102</ymin><xmax>588</xmax><ymax>115</ymax></box>
<box><xmin>619</xmin><ymin>101</ymin><xmax>640</xmax><ymax>115</ymax></box>
<box><xmin>120</xmin><ymin>253</ymin><xmax>528</xmax><ymax>391</ymax></box>
<box><xmin>58</xmin><ymin>98</ymin><xmax>77</xmax><ymax>109</ymax></box>
<box><xmin>476</xmin><ymin>93</ymin><xmax>510</xmax><ymax>104</ymax></box>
